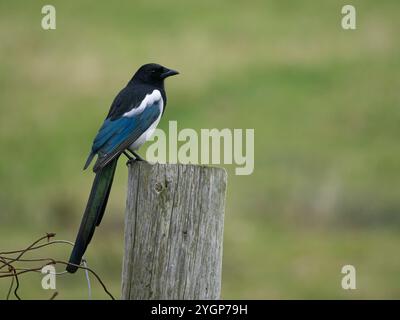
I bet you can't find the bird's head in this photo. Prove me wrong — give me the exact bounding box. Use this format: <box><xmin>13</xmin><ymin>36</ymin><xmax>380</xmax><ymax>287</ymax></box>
<box><xmin>131</xmin><ymin>63</ymin><xmax>179</xmax><ymax>85</ymax></box>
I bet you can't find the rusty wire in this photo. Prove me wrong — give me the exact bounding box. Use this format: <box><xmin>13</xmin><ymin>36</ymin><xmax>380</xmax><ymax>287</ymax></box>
<box><xmin>0</xmin><ymin>233</ymin><xmax>115</xmax><ymax>300</ymax></box>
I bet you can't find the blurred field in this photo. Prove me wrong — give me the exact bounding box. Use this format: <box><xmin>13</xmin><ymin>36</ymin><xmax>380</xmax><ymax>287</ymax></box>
<box><xmin>1</xmin><ymin>0</ymin><xmax>400</xmax><ymax>299</ymax></box>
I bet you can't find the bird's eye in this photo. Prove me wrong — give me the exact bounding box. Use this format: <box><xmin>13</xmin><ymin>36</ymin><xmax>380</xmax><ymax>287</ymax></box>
<box><xmin>151</xmin><ymin>70</ymin><xmax>156</xmax><ymax>73</ymax></box>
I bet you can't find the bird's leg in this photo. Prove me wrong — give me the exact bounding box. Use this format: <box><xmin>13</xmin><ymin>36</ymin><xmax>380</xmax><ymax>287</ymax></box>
<box><xmin>122</xmin><ymin>151</ymin><xmax>133</xmax><ymax>160</ymax></box>
<box><xmin>123</xmin><ymin>151</ymin><xmax>133</xmax><ymax>160</ymax></box>
<box><xmin>131</xmin><ymin>151</ymin><xmax>146</xmax><ymax>162</ymax></box>
<box><xmin>125</xmin><ymin>150</ymin><xmax>147</xmax><ymax>166</ymax></box>
<box><xmin>124</xmin><ymin>151</ymin><xmax>135</xmax><ymax>166</ymax></box>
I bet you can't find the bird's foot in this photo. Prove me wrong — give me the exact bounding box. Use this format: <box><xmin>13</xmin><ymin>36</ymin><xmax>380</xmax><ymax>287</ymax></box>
<box><xmin>124</xmin><ymin>151</ymin><xmax>134</xmax><ymax>167</ymax></box>
<box><xmin>123</xmin><ymin>150</ymin><xmax>148</xmax><ymax>166</ymax></box>
<box><xmin>126</xmin><ymin>158</ymin><xmax>148</xmax><ymax>166</ymax></box>
<box><xmin>132</xmin><ymin>151</ymin><xmax>147</xmax><ymax>162</ymax></box>
<box><xmin>125</xmin><ymin>152</ymin><xmax>148</xmax><ymax>166</ymax></box>
<box><xmin>126</xmin><ymin>158</ymin><xmax>135</xmax><ymax>166</ymax></box>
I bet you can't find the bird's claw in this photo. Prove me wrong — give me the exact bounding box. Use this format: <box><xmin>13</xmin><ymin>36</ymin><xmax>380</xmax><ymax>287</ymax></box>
<box><xmin>126</xmin><ymin>158</ymin><xmax>148</xmax><ymax>166</ymax></box>
<box><xmin>132</xmin><ymin>153</ymin><xmax>145</xmax><ymax>162</ymax></box>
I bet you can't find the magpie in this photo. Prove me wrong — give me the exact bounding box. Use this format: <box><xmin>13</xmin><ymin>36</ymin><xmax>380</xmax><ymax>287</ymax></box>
<box><xmin>66</xmin><ymin>63</ymin><xmax>179</xmax><ymax>273</ymax></box>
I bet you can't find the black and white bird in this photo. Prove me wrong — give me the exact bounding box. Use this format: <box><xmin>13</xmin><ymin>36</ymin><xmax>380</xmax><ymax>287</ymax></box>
<box><xmin>66</xmin><ymin>63</ymin><xmax>179</xmax><ymax>273</ymax></box>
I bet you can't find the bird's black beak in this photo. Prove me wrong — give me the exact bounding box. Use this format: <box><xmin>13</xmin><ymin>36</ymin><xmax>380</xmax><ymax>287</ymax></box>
<box><xmin>161</xmin><ymin>68</ymin><xmax>179</xmax><ymax>79</ymax></box>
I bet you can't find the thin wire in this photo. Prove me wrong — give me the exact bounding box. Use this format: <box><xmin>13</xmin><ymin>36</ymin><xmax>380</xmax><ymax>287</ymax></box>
<box><xmin>0</xmin><ymin>239</ymin><xmax>75</xmax><ymax>255</ymax></box>
<box><xmin>6</xmin><ymin>274</ymin><xmax>14</xmax><ymax>300</ymax></box>
<box><xmin>82</xmin><ymin>258</ymin><xmax>92</xmax><ymax>300</ymax></box>
<box><xmin>0</xmin><ymin>234</ymin><xmax>114</xmax><ymax>299</ymax></box>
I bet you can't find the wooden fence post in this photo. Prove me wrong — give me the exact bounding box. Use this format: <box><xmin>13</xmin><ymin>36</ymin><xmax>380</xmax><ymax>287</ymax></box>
<box><xmin>121</xmin><ymin>162</ymin><xmax>227</xmax><ymax>300</ymax></box>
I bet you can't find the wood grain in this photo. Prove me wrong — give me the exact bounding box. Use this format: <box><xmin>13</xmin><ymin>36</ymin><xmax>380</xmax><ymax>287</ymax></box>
<box><xmin>121</xmin><ymin>162</ymin><xmax>227</xmax><ymax>300</ymax></box>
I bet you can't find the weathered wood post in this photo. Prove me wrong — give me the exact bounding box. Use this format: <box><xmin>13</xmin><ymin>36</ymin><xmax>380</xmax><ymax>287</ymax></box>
<box><xmin>121</xmin><ymin>162</ymin><xmax>227</xmax><ymax>300</ymax></box>
<box><xmin>122</xmin><ymin>162</ymin><xmax>226</xmax><ymax>299</ymax></box>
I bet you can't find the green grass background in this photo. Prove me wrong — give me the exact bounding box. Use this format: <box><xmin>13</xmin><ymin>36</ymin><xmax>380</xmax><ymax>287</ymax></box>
<box><xmin>0</xmin><ymin>0</ymin><xmax>399</xmax><ymax>299</ymax></box>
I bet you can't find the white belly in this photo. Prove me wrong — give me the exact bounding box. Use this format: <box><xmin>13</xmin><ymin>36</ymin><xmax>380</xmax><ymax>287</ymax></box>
<box><xmin>129</xmin><ymin>116</ymin><xmax>161</xmax><ymax>151</ymax></box>
<box><xmin>125</xmin><ymin>89</ymin><xmax>164</xmax><ymax>151</ymax></box>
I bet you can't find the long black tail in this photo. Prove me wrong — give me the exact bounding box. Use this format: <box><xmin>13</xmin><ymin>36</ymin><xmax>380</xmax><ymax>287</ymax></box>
<box><xmin>66</xmin><ymin>158</ymin><xmax>118</xmax><ymax>273</ymax></box>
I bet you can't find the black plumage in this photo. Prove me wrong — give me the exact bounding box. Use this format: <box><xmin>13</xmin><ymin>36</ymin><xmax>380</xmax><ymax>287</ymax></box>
<box><xmin>66</xmin><ymin>63</ymin><xmax>178</xmax><ymax>273</ymax></box>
